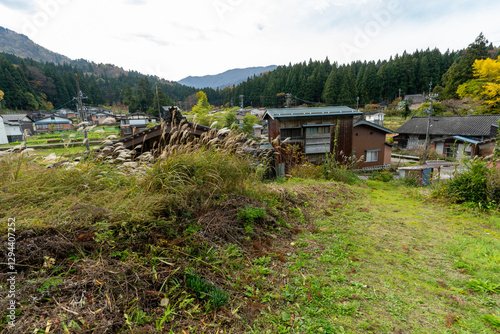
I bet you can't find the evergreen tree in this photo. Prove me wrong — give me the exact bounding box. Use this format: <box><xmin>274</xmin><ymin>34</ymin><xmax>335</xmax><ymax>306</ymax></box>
<box><xmin>441</xmin><ymin>33</ymin><xmax>490</xmax><ymax>99</ymax></box>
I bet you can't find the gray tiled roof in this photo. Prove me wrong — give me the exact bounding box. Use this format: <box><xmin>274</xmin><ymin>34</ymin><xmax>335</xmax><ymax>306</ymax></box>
<box><xmin>396</xmin><ymin>115</ymin><xmax>500</xmax><ymax>137</ymax></box>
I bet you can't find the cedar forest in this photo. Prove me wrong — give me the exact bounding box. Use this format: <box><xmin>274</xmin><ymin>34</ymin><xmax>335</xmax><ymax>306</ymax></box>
<box><xmin>0</xmin><ymin>33</ymin><xmax>498</xmax><ymax>113</ymax></box>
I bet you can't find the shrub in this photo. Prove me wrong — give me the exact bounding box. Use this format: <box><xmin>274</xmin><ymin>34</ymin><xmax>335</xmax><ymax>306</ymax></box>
<box><xmin>321</xmin><ymin>152</ymin><xmax>361</xmax><ymax>185</ymax></box>
<box><xmin>439</xmin><ymin>159</ymin><xmax>500</xmax><ymax>208</ymax></box>
<box><xmin>370</xmin><ymin>170</ymin><xmax>393</xmax><ymax>182</ymax></box>
<box><xmin>289</xmin><ymin>162</ymin><xmax>323</xmax><ymax>179</ymax></box>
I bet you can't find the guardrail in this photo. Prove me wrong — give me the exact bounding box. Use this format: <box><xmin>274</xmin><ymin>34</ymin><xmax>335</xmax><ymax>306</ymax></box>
<box><xmin>391</xmin><ymin>153</ymin><xmax>420</xmax><ymax>161</ymax></box>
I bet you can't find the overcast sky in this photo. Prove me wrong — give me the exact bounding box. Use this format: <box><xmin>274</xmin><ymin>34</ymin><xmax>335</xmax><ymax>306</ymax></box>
<box><xmin>0</xmin><ymin>0</ymin><xmax>499</xmax><ymax>81</ymax></box>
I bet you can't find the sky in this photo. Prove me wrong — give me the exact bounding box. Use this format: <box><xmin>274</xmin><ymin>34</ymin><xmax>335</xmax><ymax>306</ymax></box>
<box><xmin>0</xmin><ymin>0</ymin><xmax>499</xmax><ymax>82</ymax></box>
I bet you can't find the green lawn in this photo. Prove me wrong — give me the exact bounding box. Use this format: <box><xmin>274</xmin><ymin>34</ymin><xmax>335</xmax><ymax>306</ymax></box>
<box><xmin>251</xmin><ymin>179</ymin><xmax>500</xmax><ymax>333</ymax></box>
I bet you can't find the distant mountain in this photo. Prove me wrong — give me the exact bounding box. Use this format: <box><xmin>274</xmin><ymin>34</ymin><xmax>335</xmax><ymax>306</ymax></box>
<box><xmin>178</xmin><ymin>65</ymin><xmax>278</xmax><ymax>89</ymax></box>
<box><xmin>0</xmin><ymin>26</ymin><xmax>131</xmax><ymax>78</ymax></box>
<box><xmin>0</xmin><ymin>26</ymin><xmax>71</xmax><ymax>64</ymax></box>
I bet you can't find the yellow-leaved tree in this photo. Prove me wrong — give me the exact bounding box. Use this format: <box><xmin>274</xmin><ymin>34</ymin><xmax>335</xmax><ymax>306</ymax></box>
<box><xmin>189</xmin><ymin>91</ymin><xmax>214</xmax><ymax>126</ymax></box>
<box><xmin>0</xmin><ymin>90</ymin><xmax>4</xmax><ymax>102</ymax></box>
<box><xmin>457</xmin><ymin>56</ymin><xmax>500</xmax><ymax>109</ymax></box>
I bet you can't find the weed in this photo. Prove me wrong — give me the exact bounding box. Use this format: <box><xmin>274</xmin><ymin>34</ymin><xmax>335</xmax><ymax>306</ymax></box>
<box><xmin>237</xmin><ymin>206</ymin><xmax>267</xmax><ymax>223</ymax></box>
<box><xmin>185</xmin><ymin>271</ymin><xmax>229</xmax><ymax>310</ymax></box>
<box><xmin>124</xmin><ymin>307</ymin><xmax>152</xmax><ymax>330</ymax></box>
<box><xmin>467</xmin><ymin>279</ymin><xmax>500</xmax><ymax>294</ymax></box>
<box><xmin>484</xmin><ymin>313</ymin><xmax>500</xmax><ymax>329</ymax></box>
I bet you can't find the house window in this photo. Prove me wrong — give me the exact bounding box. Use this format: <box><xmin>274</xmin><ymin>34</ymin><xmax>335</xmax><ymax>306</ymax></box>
<box><xmin>306</xmin><ymin>127</ymin><xmax>329</xmax><ymax>135</ymax></box>
<box><xmin>280</xmin><ymin>128</ymin><xmax>302</xmax><ymax>140</ymax></box>
<box><xmin>366</xmin><ymin>149</ymin><xmax>379</xmax><ymax>162</ymax></box>
<box><xmin>123</xmin><ymin>128</ymin><xmax>132</xmax><ymax>135</ymax></box>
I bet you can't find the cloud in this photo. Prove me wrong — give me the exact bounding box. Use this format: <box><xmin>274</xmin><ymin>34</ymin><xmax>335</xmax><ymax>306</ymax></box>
<box><xmin>0</xmin><ymin>0</ymin><xmax>35</xmax><ymax>12</ymax></box>
<box><xmin>123</xmin><ymin>0</ymin><xmax>148</xmax><ymax>5</ymax></box>
<box><xmin>135</xmin><ymin>33</ymin><xmax>169</xmax><ymax>46</ymax></box>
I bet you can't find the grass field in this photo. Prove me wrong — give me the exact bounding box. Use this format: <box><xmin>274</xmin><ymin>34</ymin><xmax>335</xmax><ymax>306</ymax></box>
<box><xmin>251</xmin><ymin>179</ymin><xmax>500</xmax><ymax>333</ymax></box>
<box><xmin>0</xmin><ymin>149</ymin><xmax>498</xmax><ymax>333</ymax></box>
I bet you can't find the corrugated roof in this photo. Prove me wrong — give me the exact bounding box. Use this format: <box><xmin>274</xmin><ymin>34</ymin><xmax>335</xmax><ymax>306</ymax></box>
<box><xmin>396</xmin><ymin>115</ymin><xmax>500</xmax><ymax>137</ymax></box>
<box><xmin>35</xmin><ymin>116</ymin><xmax>72</xmax><ymax>124</ymax></box>
<box><xmin>263</xmin><ymin>106</ymin><xmax>362</xmax><ymax>119</ymax></box>
<box><xmin>354</xmin><ymin>119</ymin><xmax>395</xmax><ymax>134</ymax></box>
<box><xmin>1</xmin><ymin>114</ymin><xmax>29</xmax><ymax>122</ymax></box>
<box><xmin>431</xmin><ymin>135</ymin><xmax>482</xmax><ymax>145</ymax></box>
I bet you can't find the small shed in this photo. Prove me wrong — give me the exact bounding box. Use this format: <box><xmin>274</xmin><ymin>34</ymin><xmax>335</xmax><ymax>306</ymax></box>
<box><xmin>398</xmin><ymin>162</ymin><xmax>455</xmax><ymax>186</ymax></box>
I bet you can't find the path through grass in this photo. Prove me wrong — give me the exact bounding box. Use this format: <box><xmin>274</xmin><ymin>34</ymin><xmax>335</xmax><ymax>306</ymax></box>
<box><xmin>254</xmin><ymin>179</ymin><xmax>500</xmax><ymax>333</ymax></box>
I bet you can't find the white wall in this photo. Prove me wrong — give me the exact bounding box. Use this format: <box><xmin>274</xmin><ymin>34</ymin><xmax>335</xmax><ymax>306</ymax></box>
<box><xmin>0</xmin><ymin>117</ymin><xmax>8</xmax><ymax>144</ymax></box>
<box><xmin>4</xmin><ymin>123</ymin><xmax>22</xmax><ymax>138</ymax></box>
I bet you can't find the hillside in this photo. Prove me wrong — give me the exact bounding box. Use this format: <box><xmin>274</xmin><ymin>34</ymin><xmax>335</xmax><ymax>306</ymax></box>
<box><xmin>178</xmin><ymin>65</ymin><xmax>278</xmax><ymax>89</ymax></box>
<box><xmin>0</xmin><ymin>26</ymin><xmax>71</xmax><ymax>64</ymax></box>
<box><xmin>0</xmin><ymin>142</ymin><xmax>499</xmax><ymax>332</ymax></box>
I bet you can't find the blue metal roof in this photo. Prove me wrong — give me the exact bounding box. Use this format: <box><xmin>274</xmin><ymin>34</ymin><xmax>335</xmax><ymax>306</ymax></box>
<box><xmin>431</xmin><ymin>135</ymin><xmax>482</xmax><ymax>145</ymax></box>
<box><xmin>263</xmin><ymin>106</ymin><xmax>362</xmax><ymax>119</ymax></box>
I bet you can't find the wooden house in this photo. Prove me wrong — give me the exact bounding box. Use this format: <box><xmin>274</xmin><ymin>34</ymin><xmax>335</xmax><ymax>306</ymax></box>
<box><xmin>0</xmin><ymin>114</ymin><xmax>34</xmax><ymax>142</ymax></box>
<box><xmin>352</xmin><ymin>119</ymin><xmax>394</xmax><ymax>169</ymax></box>
<box><xmin>34</xmin><ymin>116</ymin><xmax>74</xmax><ymax>132</ymax></box>
<box><xmin>394</xmin><ymin>115</ymin><xmax>500</xmax><ymax>158</ymax></box>
<box><xmin>119</xmin><ymin>113</ymin><xmax>159</xmax><ymax>137</ymax></box>
<box><xmin>262</xmin><ymin>106</ymin><xmax>363</xmax><ymax>163</ymax></box>
<box><xmin>90</xmin><ymin>111</ymin><xmax>117</xmax><ymax>125</ymax></box>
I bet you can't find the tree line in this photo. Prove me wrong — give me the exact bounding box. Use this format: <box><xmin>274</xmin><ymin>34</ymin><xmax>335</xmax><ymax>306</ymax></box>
<box><xmin>0</xmin><ymin>52</ymin><xmax>197</xmax><ymax>113</ymax></box>
<box><xmin>0</xmin><ymin>34</ymin><xmax>497</xmax><ymax>113</ymax></box>
<box><xmin>210</xmin><ymin>34</ymin><xmax>497</xmax><ymax>109</ymax></box>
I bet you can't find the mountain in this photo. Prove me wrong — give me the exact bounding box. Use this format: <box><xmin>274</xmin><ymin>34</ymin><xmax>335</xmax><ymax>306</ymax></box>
<box><xmin>178</xmin><ymin>65</ymin><xmax>278</xmax><ymax>89</ymax></box>
<box><xmin>0</xmin><ymin>26</ymin><xmax>133</xmax><ymax>79</ymax></box>
<box><xmin>0</xmin><ymin>26</ymin><xmax>71</xmax><ymax>64</ymax></box>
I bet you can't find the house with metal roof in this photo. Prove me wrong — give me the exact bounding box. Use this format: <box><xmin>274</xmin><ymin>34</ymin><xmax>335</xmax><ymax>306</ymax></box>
<box><xmin>34</xmin><ymin>115</ymin><xmax>74</xmax><ymax>133</ymax></box>
<box><xmin>119</xmin><ymin>113</ymin><xmax>159</xmax><ymax>137</ymax></box>
<box><xmin>0</xmin><ymin>114</ymin><xmax>34</xmax><ymax>143</ymax></box>
<box><xmin>262</xmin><ymin>106</ymin><xmax>363</xmax><ymax>163</ymax></box>
<box><xmin>394</xmin><ymin>114</ymin><xmax>500</xmax><ymax>158</ymax></box>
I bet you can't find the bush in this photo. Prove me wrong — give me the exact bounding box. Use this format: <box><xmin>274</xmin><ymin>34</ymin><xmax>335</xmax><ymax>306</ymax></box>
<box><xmin>370</xmin><ymin>170</ymin><xmax>393</xmax><ymax>182</ymax></box>
<box><xmin>439</xmin><ymin>159</ymin><xmax>500</xmax><ymax>208</ymax></box>
<box><xmin>321</xmin><ymin>153</ymin><xmax>361</xmax><ymax>185</ymax></box>
<box><xmin>289</xmin><ymin>162</ymin><xmax>323</xmax><ymax>179</ymax></box>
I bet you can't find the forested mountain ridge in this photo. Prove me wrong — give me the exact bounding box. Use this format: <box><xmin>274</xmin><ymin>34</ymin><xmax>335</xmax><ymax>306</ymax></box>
<box><xmin>0</xmin><ymin>51</ymin><xmax>197</xmax><ymax>112</ymax></box>
<box><xmin>178</xmin><ymin>65</ymin><xmax>278</xmax><ymax>89</ymax></box>
<box><xmin>0</xmin><ymin>26</ymin><xmax>71</xmax><ymax>65</ymax></box>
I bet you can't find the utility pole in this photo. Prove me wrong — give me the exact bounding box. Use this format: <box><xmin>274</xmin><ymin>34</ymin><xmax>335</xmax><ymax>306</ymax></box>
<box><xmin>156</xmin><ymin>84</ymin><xmax>162</xmax><ymax>120</ymax></box>
<box><xmin>75</xmin><ymin>74</ymin><xmax>90</xmax><ymax>155</ymax></box>
<box><xmin>239</xmin><ymin>95</ymin><xmax>244</xmax><ymax>110</ymax></box>
<box><xmin>398</xmin><ymin>88</ymin><xmax>402</xmax><ymax>99</ymax></box>
<box><xmin>422</xmin><ymin>81</ymin><xmax>438</xmax><ymax>165</ymax></box>
<box><xmin>356</xmin><ymin>96</ymin><xmax>360</xmax><ymax>110</ymax></box>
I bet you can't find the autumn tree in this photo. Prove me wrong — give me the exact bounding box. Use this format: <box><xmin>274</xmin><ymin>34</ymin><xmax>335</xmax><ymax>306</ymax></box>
<box><xmin>0</xmin><ymin>90</ymin><xmax>4</xmax><ymax>109</ymax></box>
<box><xmin>189</xmin><ymin>91</ymin><xmax>214</xmax><ymax>126</ymax></box>
<box><xmin>457</xmin><ymin>56</ymin><xmax>500</xmax><ymax>110</ymax></box>
<box><xmin>441</xmin><ymin>33</ymin><xmax>489</xmax><ymax>99</ymax></box>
